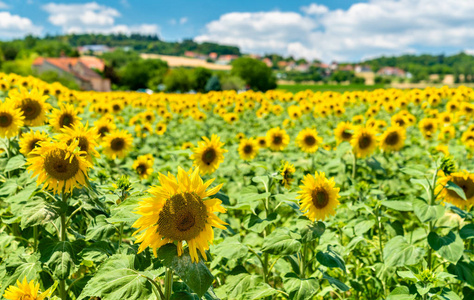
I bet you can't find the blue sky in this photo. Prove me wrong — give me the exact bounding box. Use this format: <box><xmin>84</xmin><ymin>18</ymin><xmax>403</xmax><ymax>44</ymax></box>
<box><xmin>1</xmin><ymin>0</ymin><xmax>473</xmax><ymax>62</ymax></box>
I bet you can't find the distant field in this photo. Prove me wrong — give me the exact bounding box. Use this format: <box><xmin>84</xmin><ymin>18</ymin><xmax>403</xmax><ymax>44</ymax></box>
<box><xmin>140</xmin><ymin>53</ymin><xmax>231</xmax><ymax>70</ymax></box>
<box><xmin>277</xmin><ymin>84</ymin><xmax>386</xmax><ymax>93</ymax></box>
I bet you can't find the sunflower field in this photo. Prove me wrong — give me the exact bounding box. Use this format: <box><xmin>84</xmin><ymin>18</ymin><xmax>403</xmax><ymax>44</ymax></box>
<box><xmin>0</xmin><ymin>72</ymin><xmax>473</xmax><ymax>300</ymax></box>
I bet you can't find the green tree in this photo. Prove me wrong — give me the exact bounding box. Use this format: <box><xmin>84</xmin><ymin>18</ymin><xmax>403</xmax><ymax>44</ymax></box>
<box><xmin>205</xmin><ymin>76</ymin><xmax>222</xmax><ymax>92</ymax></box>
<box><xmin>164</xmin><ymin>68</ymin><xmax>193</xmax><ymax>92</ymax></box>
<box><xmin>231</xmin><ymin>57</ymin><xmax>276</xmax><ymax>91</ymax></box>
<box><xmin>120</xmin><ymin>59</ymin><xmax>168</xmax><ymax>90</ymax></box>
<box><xmin>192</xmin><ymin>67</ymin><xmax>212</xmax><ymax>92</ymax></box>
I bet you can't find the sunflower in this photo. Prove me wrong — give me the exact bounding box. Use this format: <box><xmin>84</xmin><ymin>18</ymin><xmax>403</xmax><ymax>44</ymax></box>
<box><xmin>49</xmin><ymin>104</ymin><xmax>81</xmax><ymax>132</ymax></box>
<box><xmin>351</xmin><ymin>127</ymin><xmax>378</xmax><ymax>158</ymax></box>
<box><xmin>3</xmin><ymin>278</ymin><xmax>50</xmax><ymax>300</ymax></box>
<box><xmin>191</xmin><ymin>134</ymin><xmax>227</xmax><ymax>175</ymax></box>
<box><xmin>27</xmin><ymin>140</ymin><xmax>92</xmax><ymax>194</ymax></box>
<box><xmin>266</xmin><ymin>127</ymin><xmax>290</xmax><ymax>151</ymax></box>
<box><xmin>437</xmin><ymin>170</ymin><xmax>474</xmax><ymax>209</ymax></box>
<box><xmin>334</xmin><ymin>122</ymin><xmax>354</xmax><ymax>144</ymax></box>
<box><xmin>19</xmin><ymin>130</ymin><xmax>50</xmax><ymax>156</ymax></box>
<box><xmin>58</xmin><ymin>122</ymin><xmax>100</xmax><ymax>161</ymax></box>
<box><xmin>238</xmin><ymin>138</ymin><xmax>259</xmax><ymax>161</ymax></box>
<box><xmin>298</xmin><ymin>171</ymin><xmax>340</xmax><ymax>221</ymax></box>
<box><xmin>132</xmin><ymin>167</ymin><xmax>227</xmax><ymax>262</ymax></box>
<box><xmin>256</xmin><ymin>136</ymin><xmax>267</xmax><ymax>148</ymax></box>
<box><xmin>9</xmin><ymin>88</ymin><xmax>51</xmax><ymax>126</ymax></box>
<box><xmin>156</xmin><ymin>122</ymin><xmax>167</xmax><ymax>135</ymax></box>
<box><xmin>181</xmin><ymin>142</ymin><xmax>194</xmax><ymax>150</ymax></box>
<box><xmin>133</xmin><ymin>155</ymin><xmax>153</xmax><ymax>179</ymax></box>
<box><xmin>102</xmin><ymin>130</ymin><xmax>134</xmax><ymax>160</ymax></box>
<box><xmin>94</xmin><ymin>117</ymin><xmax>116</xmax><ymax>138</ymax></box>
<box><xmin>419</xmin><ymin>118</ymin><xmax>438</xmax><ymax>139</ymax></box>
<box><xmin>280</xmin><ymin>161</ymin><xmax>295</xmax><ymax>188</ymax></box>
<box><xmin>379</xmin><ymin>127</ymin><xmax>406</xmax><ymax>152</ymax></box>
<box><xmin>0</xmin><ymin>100</ymin><xmax>24</xmax><ymax>138</ymax></box>
<box><xmin>296</xmin><ymin>128</ymin><xmax>322</xmax><ymax>153</ymax></box>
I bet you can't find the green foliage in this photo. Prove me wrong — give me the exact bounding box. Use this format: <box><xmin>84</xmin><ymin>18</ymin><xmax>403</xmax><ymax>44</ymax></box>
<box><xmin>36</xmin><ymin>70</ymin><xmax>80</xmax><ymax>90</ymax></box>
<box><xmin>231</xmin><ymin>57</ymin><xmax>277</xmax><ymax>91</ymax></box>
<box><xmin>192</xmin><ymin>67</ymin><xmax>212</xmax><ymax>92</ymax></box>
<box><xmin>119</xmin><ymin>58</ymin><xmax>168</xmax><ymax>90</ymax></box>
<box><xmin>164</xmin><ymin>68</ymin><xmax>194</xmax><ymax>92</ymax></box>
<box><xmin>205</xmin><ymin>75</ymin><xmax>222</xmax><ymax>92</ymax></box>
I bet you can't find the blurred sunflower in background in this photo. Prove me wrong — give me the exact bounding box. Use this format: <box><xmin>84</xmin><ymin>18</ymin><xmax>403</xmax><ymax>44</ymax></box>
<box><xmin>0</xmin><ymin>100</ymin><xmax>24</xmax><ymax>138</ymax></box>
<box><xmin>19</xmin><ymin>130</ymin><xmax>50</xmax><ymax>156</ymax></box>
<box><xmin>256</xmin><ymin>136</ymin><xmax>267</xmax><ymax>148</ymax></box>
<box><xmin>351</xmin><ymin>127</ymin><xmax>378</xmax><ymax>158</ymax></box>
<box><xmin>49</xmin><ymin>104</ymin><xmax>81</xmax><ymax>132</ymax></box>
<box><xmin>238</xmin><ymin>138</ymin><xmax>258</xmax><ymax>161</ymax></box>
<box><xmin>379</xmin><ymin>127</ymin><xmax>406</xmax><ymax>152</ymax></box>
<box><xmin>156</xmin><ymin>122</ymin><xmax>167</xmax><ymax>135</ymax></box>
<box><xmin>437</xmin><ymin>170</ymin><xmax>474</xmax><ymax>209</ymax></box>
<box><xmin>102</xmin><ymin>129</ymin><xmax>134</xmax><ymax>159</ymax></box>
<box><xmin>191</xmin><ymin>134</ymin><xmax>227</xmax><ymax>174</ymax></box>
<box><xmin>334</xmin><ymin>121</ymin><xmax>354</xmax><ymax>144</ymax></box>
<box><xmin>266</xmin><ymin>127</ymin><xmax>290</xmax><ymax>151</ymax></box>
<box><xmin>27</xmin><ymin>139</ymin><xmax>92</xmax><ymax>194</ymax></box>
<box><xmin>132</xmin><ymin>167</ymin><xmax>227</xmax><ymax>263</ymax></box>
<box><xmin>9</xmin><ymin>87</ymin><xmax>51</xmax><ymax>126</ymax></box>
<box><xmin>94</xmin><ymin>117</ymin><xmax>116</xmax><ymax>138</ymax></box>
<box><xmin>296</xmin><ymin>128</ymin><xmax>322</xmax><ymax>153</ymax></box>
<box><xmin>298</xmin><ymin>171</ymin><xmax>340</xmax><ymax>221</ymax></box>
<box><xmin>3</xmin><ymin>278</ymin><xmax>51</xmax><ymax>300</ymax></box>
<box><xmin>419</xmin><ymin>118</ymin><xmax>438</xmax><ymax>139</ymax></box>
<box><xmin>181</xmin><ymin>142</ymin><xmax>194</xmax><ymax>150</ymax></box>
<box><xmin>279</xmin><ymin>161</ymin><xmax>295</xmax><ymax>188</ymax></box>
<box><xmin>133</xmin><ymin>155</ymin><xmax>154</xmax><ymax>179</ymax></box>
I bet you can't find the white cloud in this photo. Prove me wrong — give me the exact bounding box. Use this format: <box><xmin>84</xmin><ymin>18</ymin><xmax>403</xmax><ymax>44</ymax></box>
<box><xmin>43</xmin><ymin>2</ymin><xmax>159</xmax><ymax>35</ymax></box>
<box><xmin>301</xmin><ymin>3</ymin><xmax>328</xmax><ymax>15</ymax></box>
<box><xmin>0</xmin><ymin>1</ymin><xmax>8</xmax><ymax>9</ymax></box>
<box><xmin>196</xmin><ymin>0</ymin><xmax>474</xmax><ymax>61</ymax></box>
<box><xmin>179</xmin><ymin>17</ymin><xmax>188</xmax><ymax>25</ymax></box>
<box><xmin>0</xmin><ymin>12</ymin><xmax>42</xmax><ymax>38</ymax></box>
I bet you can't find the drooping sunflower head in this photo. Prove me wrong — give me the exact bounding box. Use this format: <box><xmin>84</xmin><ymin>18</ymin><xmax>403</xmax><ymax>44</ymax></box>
<box><xmin>49</xmin><ymin>104</ymin><xmax>81</xmax><ymax>132</ymax></box>
<box><xmin>191</xmin><ymin>134</ymin><xmax>227</xmax><ymax>175</ymax></box>
<box><xmin>437</xmin><ymin>170</ymin><xmax>474</xmax><ymax>209</ymax></box>
<box><xmin>238</xmin><ymin>138</ymin><xmax>259</xmax><ymax>161</ymax></box>
<box><xmin>19</xmin><ymin>130</ymin><xmax>50</xmax><ymax>157</ymax></box>
<box><xmin>3</xmin><ymin>277</ymin><xmax>50</xmax><ymax>300</ymax></box>
<box><xmin>351</xmin><ymin>127</ymin><xmax>378</xmax><ymax>158</ymax></box>
<box><xmin>102</xmin><ymin>129</ymin><xmax>134</xmax><ymax>160</ymax></box>
<box><xmin>296</xmin><ymin>128</ymin><xmax>322</xmax><ymax>153</ymax></box>
<box><xmin>266</xmin><ymin>127</ymin><xmax>290</xmax><ymax>151</ymax></box>
<box><xmin>27</xmin><ymin>140</ymin><xmax>92</xmax><ymax>194</ymax></box>
<box><xmin>379</xmin><ymin>127</ymin><xmax>406</xmax><ymax>152</ymax></box>
<box><xmin>133</xmin><ymin>155</ymin><xmax>154</xmax><ymax>179</ymax></box>
<box><xmin>58</xmin><ymin>121</ymin><xmax>100</xmax><ymax>161</ymax></box>
<box><xmin>298</xmin><ymin>171</ymin><xmax>340</xmax><ymax>221</ymax></box>
<box><xmin>0</xmin><ymin>99</ymin><xmax>24</xmax><ymax>138</ymax></box>
<box><xmin>132</xmin><ymin>167</ymin><xmax>227</xmax><ymax>262</ymax></box>
<box><xmin>279</xmin><ymin>161</ymin><xmax>295</xmax><ymax>189</ymax></box>
<box><xmin>334</xmin><ymin>121</ymin><xmax>355</xmax><ymax>144</ymax></box>
<box><xmin>9</xmin><ymin>87</ymin><xmax>51</xmax><ymax>126</ymax></box>
<box><xmin>94</xmin><ymin>117</ymin><xmax>116</xmax><ymax>138</ymax></box>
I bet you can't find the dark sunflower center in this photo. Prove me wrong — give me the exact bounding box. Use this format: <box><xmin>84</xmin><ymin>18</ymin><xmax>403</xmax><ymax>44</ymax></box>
<box><xmin>0</xmin><ymin>113</ymin><xmax>13</xmax><ymax>128</ymax></box>
<box><xmin>448</xmin><ymin>177</ymin><xmax>474</xmax><ymax>199</ymax></box>
<box><xmin>98</xmin><ymin>126</ymin><xmax>109</xmax><ymax>137</ymax></box>
<box><xmin>157</xmin><ymin>192</ymin><xmax>207</xmax><ymax>241</ymax></box>
<box><xmin>396</xmin><ymin>119</ymin><xmax>405</xmax><ymax>126</ymax></box>
<box><xmin>67</xmin><ymin>136</ymin><xmax>89</xmax><ymax>153</ymax></box>
<box><xmin>341</xmin><ymin>130</ymin><xmax>352</xmax><ymax>140</ymax></box>
<box><xmin>44</xmin><ymin>149</ymin><xmax>80</xmax><ymax>181</ymax></box>
<box><xmin>259</xmin><ymin>139</ymin><xmax>266</xmax><ymax>146</ymax></box>
<box><xmin>424</xmin><ymin>123</ymin><xmax>433</xmax><ymax>132</ymax></box>
<box><xmin>59</xmin><ymin>113</ymin><xmax>73</xmax><ymax>128</ymax></box>
<box><xmin>311</xmin><ymin>189</ymin><xmax>329</xmax><ymax>209</ymax></box>
<box><xmin>243</xmin><ymin>144</ymin><xmax>253</xmax><ymax>154</ymax></box>
<box><xmin>202</xmin><ymin>148</ymin><xmax>216</xmax><ymax>165</ymax></box>
<box><xmin>20</xmin><ymin>99</ymin><xmax>41</xmax><ymax>120</ymax></box>
<box><xmin>304</xmin><ymin>135</ymin><xmax>316</xmax><ymax>146</ymax></box>
<box><xmin>113</xmin><ymin>104</ymin><xmax>121</xmax><ymax>112</ymax></box>
<box><xmin>273</xmin><ymin>134</ymin><xmax>283</xmax><ymax>145</ymax></box>
<box><xmin>158</xmin><ymin>126</ymin><xmax>163</xmax><ymax>131</ymax></box>
<box><xmin>385</xmin><ymin>132</ymin><xmax>400</xmax><ymax>146</ymax></box>
<box><xmin>110</xmin><ymin>138</ymin><xmax>125</xmax><ymax>151</ymax></box>
<box><xmin>146</xmin><ymin>115</ymin><xmax>152</xmax><ymax>121</ymax></box>
<box><xmin>136</xmin><ymin>164</ymin><xmax>147</xmax><ymax>175</ymax></box>
<box><xmin>358</xmin><ymin>134</ymin><xmax>372</xmax><ymax>150</ymax></box>
<box><xmin>28</xmin><ymin>138</ymin><xmax>41</xmax><ymax>152</ymax></box>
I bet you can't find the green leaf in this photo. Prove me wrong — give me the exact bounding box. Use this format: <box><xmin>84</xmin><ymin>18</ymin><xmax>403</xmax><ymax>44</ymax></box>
<box><xmin>445</xmin><ymin>181</ymin><xmax>467</xmax><ymax>200</ymax></box>
<box><xmin>158</xmin><ymin>243</ymin><xmax>214</xmax><ymax>297</ymax></box>
<box><xmin>212</xmin><ymin>235</ymin><xmax>248</xmax><ymax>260</ymax></box>
<box><xmin>413</xmin><ymin>200</ymin><xmax>444</xmax><ymax>223</ymax></box>
<box><xmin>401</xmin><ymin>167</ymin><xmax>426</xmax><ymax>176</ymax></box>
<box><xmin>381</xmin><ymin>200</ymin><xmax>414</xmax><ymax>212</ymax></box>
<box><xmin>460</xmin><ymin>224</ymin><xmax>474</xmax><ymax>239</ymax></box>
<box><xmin>427</xmin><ymin>231</ymin><xmax>463</xmax><ymax>263</ymax></box>
<box><xmin>217</xmin><ymin>273</ymin><xmax>262</xmax><ymax>299</ymax></box>
<box><xmin>316</xmin><ymin>246</ymin><xmax>346</xmax><ymax>271</ymax></box>
<box><xmin>322</xmin><ymin>272</ymin><xmax>350</xmax><ymax>292</ymax></box>
<box><xmin>354</xmin><ymin>220</ymin><xmax>375</xmax><ymax>235</ymax></box>
<box><xmin>262</xmin><ymin>228</ymin><xmax>301</xmax><ymax>255</ymax></box>
<box><xmin>79</xmin><ymin>254</ymin><xmax>153</xmax><ymax>300</ymax></box>
<box><xmin>20</xmin><ymin>198</ymin><xmax>58</xmax><ymax>229</ymax></box>
<box><xmin>447</xmin><ymin>260</ymin><xmax>474</xmax><ymax>286</ymax></box>
<box><xmin>243</xmin><ymin>283</ymin><xmax>279</xmax><ymax>300</ymax></box>
<box><xmin>0</xmin><ymin>254</ymin><xmax>42</xmax><ymax>296</ymax></box>
<box><xmin>383</xmin><ymin>236</ymin><xmax>424</xmax><ymax>267</ymax></box>
<box><xmin>4</xmin><ymin>155</ymin><xmax>26</xmax><ymax>173</ymax></box>
<box><xmin>243</xmin><ymin>213</ymin><xmax>278</xmax><ymax>233</ymax></box>
<box><xmin>39</xmin><ymin>238</ymin><xmax>86</xmax><ymax>280</ymax></box>
<box><xmin>80</xmin><ymin>241</ymin><xmax>114</xmax><ymax>263</ymax></box>
<box><xmin>386</xmin><ymin>286</ymin><xmax>416</xmax><ymax>300</ymax></box>
<box><xmin>410</xmin><ymin>178</ymin><xmax>431</xmax><ymax>197</ymax></box>
<box><xmin>86</xmin><ymin>215</ymin><xmax>117</xmax><ymax>241</ymax></box>
<box><xmin>284</xmin><ymin>273</ymin><xmax>319</xmax><ymax>300</ymax></box>
<box><xmin>214</xmin><ymin>191</ymin><xmax>230</xmax><ymax>205</ymax></box>
<box><xmin>300</xmin><ymin>221</ymin><xmax>325</xmax><ymax>243</ymax></box>
<box><xmin>107</xmin><ymin>194</ymin><xmax>142</xmax><ymax>225</ymax></box>
<box><xmin>170</xmin><ymin>291</ymin><xmax>196</xmax><ymax>300</ymax></box>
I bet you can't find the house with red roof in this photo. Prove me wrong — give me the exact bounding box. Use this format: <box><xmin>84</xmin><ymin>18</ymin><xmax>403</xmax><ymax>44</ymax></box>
<box><xmin>32</xmin><ymin>56</ymin><xmax>111</xmax><ymax>91</ymax></box>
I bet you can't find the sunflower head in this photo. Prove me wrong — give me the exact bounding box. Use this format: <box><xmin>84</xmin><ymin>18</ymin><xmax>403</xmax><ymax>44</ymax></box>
<box><xmin>379</xmin><ymin>127</ymin><xmax>406</xmax><ymax>152</ymax></box>
<box><xmin>296</xmin><ymin>128</ymin><xmax>322</xmax><ymax>153</ymax></box>
<box><xmin>256</xmin><ymin>136</ymin><xmax>267</xmax><ymax>148</ymax></box>
<box><xmin>351</xmin><ymin>127</ymin><xmax>378</xmax><ymax>158</ymax></box>
<box><xmin>238</xmin><ymin>138</ymin><xmax>259</xmax><ymax>161</ymax></box>
<box><xmin>437</xmin><ymin>170</ymin><xmax>474</xmax><ymax>209</ymax></box>
<box><xmin>191</xmin><ymin>134</ymin><xmax>227</xmax><ymax>175</ymax></box>
<box><xmin>266</xmin><ymin>127</ymin><xmax>290</xmax><ymax>151</ymax></box>
<box><xmin>58</xmin><ymin>122</ymin><xmax>100</xmax><ymax>161</ymax></box>
<box><xmin>132</xmin><ymin>167</ymin><xmax>227</xmax><ymax>262</ymax></box>
<box><xmin>3</xmin><ymin>277</ymin><xmax>51</xmax><ymax>300</ymax></box>
<box><xmin>133</xmin><ymin>155</ymin><xmax>154</xmax><ymax>179</ymax></box>
<box><xmin>9</xmin><ymin>87</ymin><xmax>51</xmax><ymax>126</ymax></box>
<box><xmin>298</xmin><ymin>171</ymin><xmax>340</xmax><ymax>221</ymax></box>
<box><xmin>102</xmin><ymin>129</ymin><xmax>134</xmax><ymax>160</ymax></box>
<box><xmin>49</xmin><ymin>104</ymin><xmax>81</xmax><ymax>132</ymax></box>
<box><xmin>181</xmin><ymin>142</ymin><xmax>194</xmax><ymax>150</ymax></box>
<box><xmin>156</xmin><ymin>122</ymin><xmax>167</xmax><ymax>135</ymax></box>
<box><xmin>19</xmin><ymin>130</ymin><xmax>50</xmax><ymax>157</ymax></box>
<box><xmin>0</xmin><ymin>99</ymin><xmax>24</xmax><ymax>138</ymax></box>
<box><xmin>334</xmin><ymin>122</ymin><xmax>354</xmax><ymax>144</ymax></box>
<box><xmin>94</xmin><ymin>117</ymin><xmax>116</xmax><ymax>138</ymax></box>
<box><xmin>279</xmin><ymin>161</ymin><xmax>295</xmax><ymax>189</ymax></box>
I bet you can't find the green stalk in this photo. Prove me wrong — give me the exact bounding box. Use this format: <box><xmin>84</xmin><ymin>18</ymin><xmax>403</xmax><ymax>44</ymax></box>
<box><xmin>33</xmin><ymin>226</ymin><xmax>38</xmax><ymax>252</ymax></box>
<box><xmin>118</xmin><ymin>222</ymin><xmax>124</xmax><ymax>252</ymax></box>
<box><xmin>59</xmin><ymin>192</ymin><xmax>68</xmax><ymax>300</ymax></box>
<box><xmin>352</xmin><ymin>152</ymin><xmax>357</xmax><ymax>179</ymax></box>
<box><xmin>164</xmin><ymin>268</ymin><xmax>174</xmax><ymax>300</ymax></box>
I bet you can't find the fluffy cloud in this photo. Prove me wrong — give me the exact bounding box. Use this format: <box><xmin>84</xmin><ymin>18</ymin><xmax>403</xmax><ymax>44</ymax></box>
<box><xmin>196</xmin><ymin>0</ymin><xmax>474</xmax><ymax>61</ymax></box>
<box><xmin>43</xmin><ymin>2</ymin><xmax>159</xmax><ymax>35</ymax></box>
<box><xmin>0</xmin><ymin>12</ymin><xmax>42</xmax><ymax>38</ymax></box>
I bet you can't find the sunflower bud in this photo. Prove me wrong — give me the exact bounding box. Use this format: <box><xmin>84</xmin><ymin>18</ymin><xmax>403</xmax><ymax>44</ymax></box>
<box><xmin>440</xmin><ymin>156</ymin><xmax>456</xmax><ymax>175</ymax></box>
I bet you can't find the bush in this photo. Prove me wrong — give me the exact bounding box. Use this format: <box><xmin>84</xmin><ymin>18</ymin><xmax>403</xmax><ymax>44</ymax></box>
<box><xmin>220</xmin><ymin>75</ymin><xmax>245</xmax><ymax>91</ymax></box>
<box><xmin>351</xmin><ymin>76</ymin><xmax>366</xmax><ymax>84</ymax></box>
<box><xmin>231</xmin><ymin>57</ymin><xmax>276</xmax><ymax>91</ymax></box>
<box><xmin>192</xmin><ymin>67</ymin><xmax>212</xmax><ymax>92</ymax></box>
<box><xmin>205</xmin><ymin>76</ymin><xmax>222</xmax><ymax>92</ymax></box>
<box><xmin>120</xmin><ymin>59</ymin><xmax>168</xmax><ymax>90</ymax></box>
<box><xmin>164</xmin><ymin>68</ymin><xmax>194</xmax><ymax>92</ymax></box>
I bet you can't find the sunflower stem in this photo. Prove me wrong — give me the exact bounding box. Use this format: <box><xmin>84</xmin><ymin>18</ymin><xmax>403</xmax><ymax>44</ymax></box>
<box><xmin>118</xmin><ymin>222</ymin><xmax>124</xmax><ymax>252</ymax></box>
<box><xmin>164</xmin><ymin>268</ymin><xmax>174</xmax><ymax>300</ymax></box>
<box><xmin>352</xmin><ymin>151</ymin><xmax>357</xmax><ymax>179</ymax></box>
<box><xmin>59</xmin><ymin>191</ymin><xmax>68</xmax><ymax>300</ymax></box>
<box><xmin>375</xmin><ymin>206</ymin><xmax>384</xmax><ymax>263</ymax></box>
<box><xmin>33</xmin><ymin>226</ymin><xmax>38</xmax><ymax>252</ymax></box>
